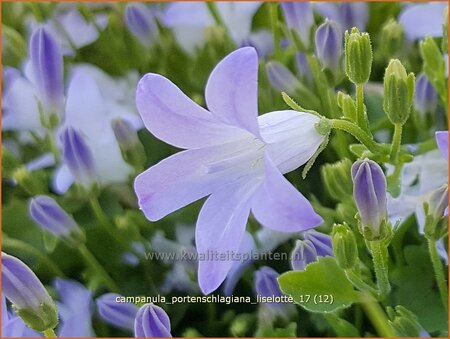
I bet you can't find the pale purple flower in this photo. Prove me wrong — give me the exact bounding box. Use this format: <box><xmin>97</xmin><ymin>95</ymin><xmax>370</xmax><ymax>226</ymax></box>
<box><xmin>295</xmin><ymin>53</ymin><xmax>313</xmax><ymax>84</ymax></box>
<box><xmin>29</xmin><ymin>27</ymin><xmax>64</xmax><ymax>115</ymax></box>
<box><xmin>315</xmin><ymin>2</ymin><xmax>369</xmax><ymax>31</ymax></box>
<box><xmin>399</xmin><ymin>2</ymin><xmax>447</xmax><ymax>40</ymax></box>
<box><xmin>125</xmin><ymin>3</ymin><xmax>158</xmax><ymax>47</ymax></box>
<box><xmin>352</xmin><ymin>159</ymin><xmax>387</xmax><ymax>236</ymax></box>
<box><xmin>414</xmin><ymin>73</ymin><xmax>438</xmax><ymax>114</ymax></box>
<box><xmin>290</xmin><ymin>239</ymin><xmax>317</xmax><ymax>270</ymax></box>
<box><xmin>2</xmin><ymin>253</ymin><xmax>57</xmax><ymax>332</ymax></box>
<box><xmin>134</xmin><ymin>303</ymin><xmax>171</xmax><ymax>338</ymax></box>
<box><xmin>303</xmin><ymin>229</ymin><xmax>334</xmax><ymax>257</ymax></box>
<box><xmin>435</xmin><ymin>131</ymin><xmax>448</xmax><ymax>161</ymax></box>
<box><xmin>315</xmin><ymin>19</ymin><xmax>343</xmax><ymax>70</ymax></box>
<box><xmin>254</xmin><ymin>266</ymin><xmax>283</xmax><ymax>300</ymax></box>
<box><xmin>266</xmin><ymin>61</ymin><xmax>302</xmax><ymax>95</ymax></box>
<box><xmin>29</xmin><ymin>195</ymin><xmax>81</xmax><ymax>241</ymax></box>
<box><xmin>134</xmin><ymin>47</ymin><xmax>325</xmax><ymax>294</ymax></box>
<box><xmin>162</xmin><ymin>2</ymin><xmax>267</xmax><ymax>55</ymax></box>
<box><xmin>54</xmin><ymin>279</ymin><xmax>94</xmax><ymax>337</ymax></box>
<box><xmin>97</xmin><ymin>293</ymin><xmax>138</xmax><ymax>331</ymax></box>
<box><xmin>281</xmin><ymin>2</ymin><xmax>314</xmax><ymax>47</ymax></box>
<box><xmin>2</xmin><ymin>296</ymin><xmax>42</xmax><ymax>337</ymax></box>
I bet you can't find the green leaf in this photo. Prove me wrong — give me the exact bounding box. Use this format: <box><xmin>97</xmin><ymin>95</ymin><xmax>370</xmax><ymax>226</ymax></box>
<box><xmin>278</xmin><ymin>257</ymin><xmax>362</xmax><ymax>313</ymax></box>
<box><xmin>255</xmin><ymin>322</ymin><xmax>297</xmax><ymax>337</ymax></box>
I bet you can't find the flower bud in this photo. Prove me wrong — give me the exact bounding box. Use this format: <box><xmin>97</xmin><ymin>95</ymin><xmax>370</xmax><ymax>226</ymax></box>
<box><xmin>435</xmin><ymin>131</ymin><xmax>448</xmax><ymax>160</ymax></box>
<box><xmin>414</xmin><ymin>73</ymin><xmax>437</xmax><ymax>115</ymax></box>
<box><xmin>29</xmin><ymin>27</ymin><xmax>63</xmax><ymax>117</ymax></box>
<box><xmin>315</xmin><ymin>20</ymin><xmax>343</xmax><ymax>70</ymax></box>
<box><xmin>345</xmin><ymin>28</ymin><xmax>372</xmax><ymax>84</ymax></box>
<box><xmin>332</xmin><ymin>223</ymin><xmax>358</xmax><ymax>269</ymax></box>
<box><xmin>97</xmin><ymin>293</ymin><xmax>138</xmax><ymax>331</ymax></box>
<box><xmin>60</xmin><ymin>126</ymin><xmax>96</xmax><ymax>188</ymax></box>
<box><xmin>351</xmin><ymin>159</ymin><xmax>387</xmax><ymax>239</ymax></box>
<box><xmin>424</xmin><ymin>184</ymin><xmax>448</xmax><ymax>239</ymax></box>
<box><xmin>2</xmin><ymin>253</ymin><xmax>58</xmax><ymax>332</ymax></box>
<box><xmin>266</xmin><ymin>61</ymin><xmax>302</xmax><ymax>95</ymax></box>
<box><xmin>303</xmin><ymin>230</ymin><xmax>334</xmax><ymax>257</ymax></box>
<box><xmin>29</xmin><ymin>195</ymin><xmax>84</xmax><ymax>245</ymax></box>
<box><xmin>383</xmin><ymin>59</ymin><xmax>415</xmax><ymax>125</ymax></box>
<box><xmin>124</xmin><ymin>3</ymin><xmax>157</xmax><ymax>48</ymax></box>
<box><xmin>281</xmin><ymin>2</ymin><xmax>314</xmax><ymax>49</ymax></box>
<box><xmin>295</xmin><ymin>53</ymin><xmax>313</xmax><ymax>84</ymax></box>
<box><xmin>321</xmin><ymin>158</ymin><xmax>353</xmax><ymax>201</ymax></box>
<box><xmin>12</xmin><ymin>166</ymin><xmax>46</xmax><ymax>195</ymax></box>
<box><xmin>111</xmin><ymin>119</ymin><xmax>146</xmax><ymax>171</ymax></box>
<box><xmin>379</xmin><ymin>19</ymin><xmax>404</xmax><ymax>57</ymax></box>
<box><xmin>134</xmin><ymin>303</ymin><xmax>172</xmax><ymax>338</ymax></box>
<box><xmin>290</xmin><ymin>239</ymin><xmax>317</xmax><ymax>270</ymax></box>
<box><xmin>254</xmin><ymin>267</ymin><xmax>283</xmax><ymax>302</ymax></box>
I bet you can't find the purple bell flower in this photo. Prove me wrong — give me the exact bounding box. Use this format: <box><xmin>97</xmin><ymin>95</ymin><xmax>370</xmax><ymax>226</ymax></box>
<box><xmin>414</xmin><ymin>73</ymin><xmax>438</xmax><ymax>114</ymax></box>
<box><xmin>29</xmin><ymin>27</ymin><xmax>64</xmax><ymax>115</ymax></box>
<box><xmin>254</xmin><ymin>266</ymin><xmax>283</xmax><ymax>300</ymax></box>
<box><xmin>351</xmin><ymin>159</ymin><xmax>387</xmax><ymax>237</ymax></box>
<box><xmin>315</xmin><ymin>2</ymin><xmax>369</xmax><ymax>32</ymax></box>
<box><xmin>2</xmin><ymin>253</ymin><xmax>58</xmax><ymax>332</ymax></box>
<box><xmin>315</xmin><ymin>19</ymin><xmax>342</xmax><ymax>70</ymax></box>
<box><xmin>281</xmin><ymin>2</ymin><xmax>314</xmax><ymax>48</ymax></box>
<box><xmin>303</xmin><ymin>229</ymin><xmax>334</xmax><ymax>257</ymax></box>
<box><xmin>124</xmin><ymin>3</ymin><xmax>158</xmax><ymax>47</ymax></box>
<box><xmin>97</xmin><ymin>293</ymin><xmax>138</xmax><ymax>331</ymax></box>
<box><xmin>290</xmin><ymin>239</ymin><xmax>318</xmax><ymax>270</ymax></box>
<box><xmin>134</xmin><ymin>303</ymin><xmax>172</xmax><ymax>338</ymax></box>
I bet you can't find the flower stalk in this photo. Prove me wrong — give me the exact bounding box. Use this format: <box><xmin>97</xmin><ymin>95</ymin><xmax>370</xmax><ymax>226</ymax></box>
<box><xmin>427</xmin><ymin>237</ymin><xmax>448</xmax><ymax>312</ymax></box>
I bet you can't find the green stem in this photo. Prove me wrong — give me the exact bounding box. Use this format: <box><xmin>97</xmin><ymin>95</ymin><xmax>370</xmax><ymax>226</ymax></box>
<box><xmin>369</xmin><ymin>241</ymin><xmax>391</xmax><ymax>298</ymax></box>
<box><xmin>356</xmin><ymin>84</ymin><xmax>371</xmax><ymax>135</ymax></box>
<box><xmin>43</xmin><ymin>328</ymin><xmax>57</xmax><ymax>338</ymax></box>
<box><xmin>270</xmin><ymin>3</ymin><xmax>282</xmax><ymax>60</ymax></box>
<box><xmin>79</xmin><ymin>243</ymin><xmax>119</xmax><ymax>292</ymax></box>
<box><xmin>345</xmin><ymin>268</ymin><xmax>378</xmax><ymax>296</ymax></box>
<box><xmin>89</xmin><ymin>196</ymin><xmax>141</xmax><ymax>258</ymax></box>
<box><xmin>206</xmin><ymin>2</ymin><xmax>226</xmax><ymax>28</ymax></box>
<box><xmin>427</xmin><ymin>238</ymin><xmax>448</xmax><ymax>312</ymax></box>
<box><xmin>330</xmin><ymin>119</ymin><xmax>386</xmax><ymax>154</ymax></box>
<box><xmin>360</xmin><ymin>294</ymin><xmax>396</xmax><ymax>337</ymax></box>
<box><xmin>2</xmin><ymin>237</ymin><xmax>65</xmax><ymax>277</ymax></box>
<box><xmin>389</xmin><ymin>123</ymin><xmax>403</xmax><ymax>164</ymax></box>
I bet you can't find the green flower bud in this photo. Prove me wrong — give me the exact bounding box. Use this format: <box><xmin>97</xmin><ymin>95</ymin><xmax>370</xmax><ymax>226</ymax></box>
<box><xmin>383</xmin><ymin>59</ymin><xmax>415</xmax><ymax>125</ymax></box>
<box><xmin>13</xmin><ymin>167</ymin><xmax>47</xmax><ymax>196</ymax></box>
<box><xmin>321</xmin><ymin>158</ymin><xmax>353</xmax><ymax>201</ymax></box>
<box><xmin>424</xmin><ymin>184</ymin><xmax>448</xmax><ymax>239</ymax></box>
<box><xmin>420</xmin><ymin>36</ymin><xmax>446</xmax><ymax>82</ymax></box>
<box><xmin>387</xmin><ymin>306</ymin><xmax>420</xmax><ymax>337</ymax></box>
<box><xmin>345</xmin><ymin>28</ymin><xmax>373</xmax><ymax>85</ymax></box>
<box><xmin>111</xmin><ymin>119</ymin><xmax>146</xmax><ymax>172</ymax></box>
<box><xmin>332</xmin><ymin>223</ymin><xmax>358</xmax><ymax>269</ymax></box>
<box><xmin>230</xmin><ymin>313</ymin><xmax>254</xmax><ymax>337</ymax></box>
<box><xmin>380</xmin><ymin>19</ymin><xmax>404</xmax><ymax>57</ymax></box>
<box><xmin>337</xmin><ymin>91</ymin><xmax>357</xmax><ymax>122</ymax></box>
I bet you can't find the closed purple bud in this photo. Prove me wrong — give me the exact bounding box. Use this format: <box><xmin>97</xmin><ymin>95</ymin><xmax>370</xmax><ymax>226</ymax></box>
<box><xmin>414</xmin><ymin>73</ymin><xmax>438</xmax><ymax>114</ymax></box>
<box><xmin>134</xmin><ymin>303</ymin><xmax>171</xmax><ymax>338</ymax></box>
<box><xmin>29</xmin><ymin>195</ymin><xmax>80</xmax><ymax>241</ymax></box>
<box><xmin>351</xmin><ymin>159</ymin><xmax>387</xmax><ymax>237</ymax></box>
<box><xmin>266</xmin><ymin>61</ymin><xmax>301</xmax><ymax>95</ymax></box>
<box><xmin>315</xmin><ymin>20</ymin><xmax>343</xmax><ymax>69</ymax></box>
<box><xmin>97</xmin><ymin>293</ymin><xmax>138</xmax><ymax>331</ymax></box>
<box><xmin>281</xmin><ymin>2</ymin><xmax>314</xmax><ymax>47</ymax></box>
<box><xmin>435</xmin><ymin>131</ymin><xmax>448</xmax><ymax>160</ymax></box>
<box><xmin>2</xmin><ymin>253</ymin><xmax>58</xmax><ymax>332</ymax></box>
<box><xmin>125</xmin><ymin>3</ymin><xmax>157</xmax><ymax>47</ymax></box>
<box><xmin>29</xmin><ymin>27</ymin><xmax>63</xmax><ymax>114</ymax></box>
<box><xmin>60</xmin><ymin>126</ymin><xmax>96</xmax><ymax>187</ymax></box>
<box><xmin>427</xmin><ymin>184</ymin><xmax>448</xmax><ymax>220</ymax></box>
<box><xmin>295</xmin><ymin>53</ymin><xmax>313</xmax><ymax>84</ymax></box>
<box><xmin>254</xmin><ymin>266</ymin><xmax>283</xmax><ymax>298</ymax></box>
<box><xmin>303</xmin><ymin>230</ymin><xmax>334</xmax><ymax>257</ymax></box>
<box><xmin>112</xmin><ymin>119</ymin><xmax>139</xmax><ymax>150</ymax></box>
<box><xmin>290</xmin><ymin>239</ymin><xmax>318</xmax><ymax>270</ymax></box>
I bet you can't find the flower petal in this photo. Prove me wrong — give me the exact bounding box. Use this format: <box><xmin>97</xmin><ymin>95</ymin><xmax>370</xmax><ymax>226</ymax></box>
<box><xmin>196</xmin><ymin>178</ymin><xmax>261</xmax><ymax>294</ymax></box>
<box><xmin>435</xmin><ymin>131</ymin><xmax>448</xmax><ymax>161</ymax></box>
<box><xmin>136</xmin><ymin>73</ymin><xmax>245</xmax><ymax>149</ymax></box>
<box><xmin>135</xmin><ymin>135</ymin><xmax>265</xmax><ymax>221</ymax></box>
<box><xmin>399</xmin><ymin>2</ymin><xmax>447</xmax><ymax>40</ymax></box>
<box><xmin>205</xmin><ymin>47</ymin><xmax>261</xmax><ymax>137</ymax></box>
<box><xmin>251</xmin><ymin>155</ymin><xmax>323</xmax><ymax>232</ymax></box>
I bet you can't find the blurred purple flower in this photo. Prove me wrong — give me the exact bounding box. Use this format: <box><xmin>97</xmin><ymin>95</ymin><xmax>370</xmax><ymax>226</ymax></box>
<box><xmin>54</xmin><ymin>279</ymin><xmax>94</xmax><ymax>337</ymax></box>
<box><xmin>315</xmin><ymin>2</ymin><xmax>368</xmax><ymax>32</ymax></box>
<box><xmin>125</xmin><ymin>3</ymin><xmax>158</xmax><ymax>47</ymax></box>
<box><xmin>134</xmin><ymin>47</ymin><xmax>324</xmax><ymax>294</ymax></box>
<box><xmin>399</xmin><ymin>2</ymin><xmax>447</xmax><ymax>40</ymax></box>
<box><xmin>290</xmin><ymin>239</ymin><xmax>317</xmax><ymax>270</ymax></box>
<box><xmin>134</xmin><ymin>303</ymin><xmax>171</xmax><ymax>338</ymax></box>
<box><xmin>266</xmin><ymin>61</ymin><xmax>302</xmax><ymax>95</ymax></box>
<box><xmin>315</xmin><ymin>19</ymin><xmax>343</xmax><ymax>70</ymax></box>
<box><xmin>254</xmin><ymin>266</ymin><xmax>283</xmax><ymax>299</ymax></box>
<box><xmin>281</xmin><ymin>2</ymin><xmax>314</xmax><ymax>47</ymax></box>
<box><xmin>29</xmin><ymin>27</ymin><xmax>64</xmax><ymax>115</ymax></box>
<box><xmin>414</xmin><ymin>73</ymin><xmax>438</xmax><ymax>114</ymax></box>
<box><xmin>29</xmin><ymin>195</ymin><xmax>81</xmax><ymax>242</ymax></box>
<box><xmin>352</xmin><ymin>159</ymin><xmax>387</xmax><ymax>236</ymax></box>
<box><xmin>295</xmin><ymin>53</ymin><xmax>313</xmax><ymax>84</ymax></box>
<box><xmin>435</xmin><ymin>131</ymin><xmax>448</xmax><ymax>161</ymax></box>
<box><xmin>2</xmin><ymin>296</ymin><xmax>42</xmax><ymax>337</ymax></box>
<box><xmin>97</xmin><ymin>293</ymin><xmax>138</xmax><ymax>331</ymax></box>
